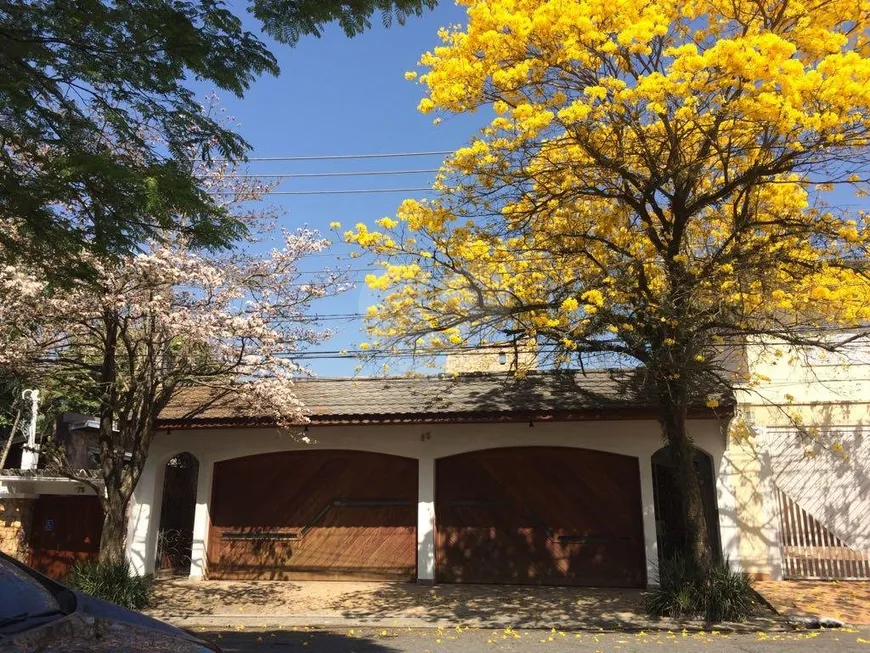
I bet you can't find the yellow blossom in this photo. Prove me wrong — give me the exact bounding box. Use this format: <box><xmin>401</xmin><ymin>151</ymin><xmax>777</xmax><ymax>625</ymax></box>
<box><xmin>580</xmin><ymin>289</ymin><xmax>604</xmax><ymax>307</ymax></box>
<box><xmin>560</xmin><ymin>297</ymin><xmax>580</xmax><ymax>312</ymax></box>
<box><xmin>377</xmin><ymin>217</ymin><xmax>399</xmax><ymax>229</ymax></box>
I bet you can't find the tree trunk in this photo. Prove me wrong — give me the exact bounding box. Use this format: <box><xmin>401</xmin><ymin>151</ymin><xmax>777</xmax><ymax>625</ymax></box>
<box><xmin>658</xmin><ymin>390</ymin><xmax>713</xmax><ymax>572</ymax></box>
<box><xmin>99</xmin><ymin>485</ymin><xmax>130</xmax><ymax>564</ymax></box>
<box><xmin>97</xmin><ymin>309</ymin><xmax>125</xmax><ymax>565</ymax></box>
<box><xmin>0</xmin><ymin>407</ymin><xmax>22</xmax><ymax>469</ymax></box>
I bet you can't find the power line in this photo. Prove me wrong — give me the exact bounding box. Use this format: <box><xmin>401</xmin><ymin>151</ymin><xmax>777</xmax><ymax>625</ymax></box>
<box><xmin>232</xmin><ymin>151</ymin><xmax>454</xmax><ymax>162</ymax></box>
<box><xmin>280</xmin><ymin>252</ymin><xmax>369</xmax><ymax>258</ymax></box>
<box><xmin>283</xmin><ymin>342</ymin><xmax>565</xmax><ymax>356</ymax></box>
<box><xmin>287</xmin><ymin>348</ymin><xmax>870</xmax><ymax>361</ymax></box>
<box><xmin>213</xmin><ymin>169</ymin><xmax>439</xmax><ymax>179</ymax></box>
<box><xmin>213</xmin><ymin>187</ymin><xmax>433</xmax><ymax>196</ymax></box>
<box><xmin>286</xmin><ymin>333</ymin><xmax>870</xmax><ymax>355</ymax></box>
<box><xmin>281</xmin><ymin>258</ymin><xmax>870</xmax><ymax>282</ymax></box>
<box><xmin>293</xmin><ymin>314</ymin><xmax>870</xmax><ymax>335</ymax></box>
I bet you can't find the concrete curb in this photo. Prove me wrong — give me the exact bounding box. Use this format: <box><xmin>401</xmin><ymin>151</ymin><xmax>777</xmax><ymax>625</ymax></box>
<box><xmin>785</xmin><ymin>616</ymin><xmax>846</xmax><ymax>629</ymax></box>
<box><xmin>149</xmin><ymin>613</ymin><xmax>794</xmax><ymax>633</ymax></box>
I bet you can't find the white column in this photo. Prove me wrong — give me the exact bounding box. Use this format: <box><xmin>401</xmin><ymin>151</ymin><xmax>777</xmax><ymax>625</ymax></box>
<box><xmin>417</xmin><ymin>456</ymin><xmax>436</xmax><ymax>583</ymax></box>
<box><xmin>756</xmin><ymin>426</ymin><xmax>784</xmax><ymax>580</ymax></box>
<box><xmin>189</xmin><ymin>457</ymin><xmax>214</xmax><ymax>579</ymax></box>
<box><xmin>19</xmin><ymin>389</ymin><xmax>40</xmax><ymax>470</ymax></box>
<box><xmin>638</xmin><ymin>456</ymin><xmax>660</xmax><ymax>585</ymax></box>
<box><xmin>126</xmin><ymin>456</ymin><xmax>165</xmax><ymax>577</ymax></box>
<box><xmin>716</xmin><ymin>448</ymin><xmax>742</xmax><ymax>569</ymax></box>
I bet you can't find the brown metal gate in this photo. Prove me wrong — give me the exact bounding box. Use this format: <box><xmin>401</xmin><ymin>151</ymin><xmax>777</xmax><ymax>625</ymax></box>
<box><xmin>29</xmin><ymin>494</ymin><xmax>103</xmax><ymax>580</ymax></box>
<box><xmin>207</xmin><ymin>450</ymin><xmax>417</xmax><ymax>580</ymax></box>
<box><xmin>776</xmin><ymin>487</ymin><xmax>870</xmax><ymax>579</ymax></box>
<box><xmin>436</xmin><ymin>447</ymin><xmax>646</xmax><ymax>587</ymax></box>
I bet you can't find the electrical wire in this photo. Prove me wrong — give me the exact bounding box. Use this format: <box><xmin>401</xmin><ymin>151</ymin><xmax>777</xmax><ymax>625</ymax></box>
<box><xmin>279</xmin><ymin>332</ymin><xmax>870</xmax><ymax>359</ymax></box>
<box><xmin>221</xmin><ymin>150</ymin><xmax>454</xmax><ymax>162</ymax></box>
<box><xmin>213</xmin><ymin>169</ymin><xmax>439</xmax><ymax>179</ymax></box>
<box><xmin>293</xmin><ymin>313</ymin><xmax>870</xmax><ymax>339</ymax></box>
<box><xmin>221</xmin><ymin>187</ymin><xmax>434</xmax><ymax>196</ymax></box>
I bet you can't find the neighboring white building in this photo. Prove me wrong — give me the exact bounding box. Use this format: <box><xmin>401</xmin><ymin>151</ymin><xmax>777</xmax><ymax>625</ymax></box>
<box><xmin>727</xmin><ymin>338</ymin><xmax>870</xmax><ymax>580</ymax></box>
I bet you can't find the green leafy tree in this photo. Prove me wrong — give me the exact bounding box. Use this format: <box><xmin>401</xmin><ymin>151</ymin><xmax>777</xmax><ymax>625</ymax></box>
<box><xmin>252</xmin><ymin>0</ymin><xmax>437</xmax><ymax>44</ymax></box>
<box><xmin>0</xmin><ymin>0</ymin><xmax>436</xmax><ymax>276</ymax></box>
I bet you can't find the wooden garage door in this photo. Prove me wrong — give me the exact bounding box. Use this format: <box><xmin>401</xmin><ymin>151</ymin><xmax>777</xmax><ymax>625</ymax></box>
<box><xmin>436</xmin><ymin>447</ymin><xmax>646</xmax><ymax>587</ymax></box>
<box><xmin>207</xmin><ymin>450</ymin><xmax>417</xmax><ymax>580</ymax></box>
<box><xmin>30</xmin><ymin>495</ymin><xmax>103</xmax><ymax>580</ymax></box>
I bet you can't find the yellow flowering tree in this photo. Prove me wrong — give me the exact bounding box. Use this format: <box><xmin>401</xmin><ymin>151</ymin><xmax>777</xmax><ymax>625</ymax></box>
<box><xmin>347</xmin><ymin>0</ymin><xmax>870</xmax><ymax>568</ymax></box>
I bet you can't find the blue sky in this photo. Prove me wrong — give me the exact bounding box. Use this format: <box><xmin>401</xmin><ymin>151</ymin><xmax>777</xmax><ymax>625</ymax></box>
<box><xmin>199</xmin><ymin>1</ymin><xmax>481</xmax><ymax>377</ymax></box>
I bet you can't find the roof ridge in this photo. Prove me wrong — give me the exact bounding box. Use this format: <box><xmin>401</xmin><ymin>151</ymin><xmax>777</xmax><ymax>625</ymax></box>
<box><xmin>291</xmin><ymin>368</ymin><xmax>633</xmax><ymax>384</ymax></box>
<box><xmin>158</xmin><ymin>366</ymin><xmax>730</xmax><ymax>427</ymax></box>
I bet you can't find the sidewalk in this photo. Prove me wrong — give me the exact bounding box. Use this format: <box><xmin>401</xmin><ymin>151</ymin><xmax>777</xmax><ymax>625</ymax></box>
<box><xmin>146</xmin><ymin>579</ymin><xmax>785</xmax><ymax>632</ymax></box>
<box><xmin>754</xmin><ymin>581</ymin><xmax>870</xmax><ymax>626</ymax></box>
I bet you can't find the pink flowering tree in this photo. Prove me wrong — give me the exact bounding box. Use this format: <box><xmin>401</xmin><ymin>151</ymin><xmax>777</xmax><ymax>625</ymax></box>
<box><xmin>0</xmin><ymin>151</ymin><xmax>349</xmax><ymax>562</ymax></box>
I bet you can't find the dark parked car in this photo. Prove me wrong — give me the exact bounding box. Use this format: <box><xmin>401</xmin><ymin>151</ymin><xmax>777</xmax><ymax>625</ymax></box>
<box><xmin>0</xmin><ymin>552</ymin><xmax>219</xmax><ymax>652</ymax></box>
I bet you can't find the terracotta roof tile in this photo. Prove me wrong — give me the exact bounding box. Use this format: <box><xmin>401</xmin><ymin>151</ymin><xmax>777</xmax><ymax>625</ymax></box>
<box><xmin>158</xmin><ymin>369</ymin><xmax>732</xmax><ymax>428</ymax></box>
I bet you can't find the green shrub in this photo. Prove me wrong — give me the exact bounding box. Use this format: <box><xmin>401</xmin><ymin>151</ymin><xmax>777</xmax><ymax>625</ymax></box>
<box><xmin>644</xmin><ymin>552</ymin><xmax>702</xmax><ymax>619</ymax></box>
<box><xmin>645</xmin><ymin>554</ymin><xmax>757</xmax><ymax>622</ymax></box>
<box><xmin>67</xmin><ymin>559</ymin><xmax>152</xmax><ymax>610</ymax></box>
<box><xmin>702</xmin><ymin>559</ymin><xmax>757</xmax><ymax>622</ymax></box>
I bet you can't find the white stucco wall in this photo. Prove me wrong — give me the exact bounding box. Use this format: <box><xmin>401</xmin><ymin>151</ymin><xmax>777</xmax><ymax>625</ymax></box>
<box><xmin>718</xmin><ymin>428</ymin><xmax>784</xmax><ymax>579</ymax></box>
<box><xmin>761</xmin><ymin>425</ymin><xmax>870</xmax><ymax>551</ymax></box>
<box><xmin>740</xmin><ymin>337</ymin><xmax>870</xmax><ymax>407</ymax></box>
<box><xmin>126</xmin><ymin>417</ymin><xmax>757</xmax><ymax>585</ymax></box>
<box><xmin>0</xmin><ymin>476</ymin><xmax>101</xmax><ymax>499</ymax></box>
<box><xmin>732</xmin><ymin>338</ymin><xmax>870</xmax><ymax>568</ymax></box>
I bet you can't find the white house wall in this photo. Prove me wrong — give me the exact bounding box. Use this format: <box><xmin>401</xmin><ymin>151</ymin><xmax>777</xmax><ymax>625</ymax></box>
<box><xmin>0</xmin><ymin>476</ymin><xmax>101</xmax><ymax>499</ymax></box>
<box><xmin>761</xmin><ymin>426</ymin><xmax>870</xmax><ymax>551</ymax></box>
<box><xmin>739</xmin><ymin>337</ymin><xmax>870</xmax><ymax>407</ymax></box>
<box><xmin>734</xmin><ymin>338</ymin><xmax>870</xmax><ymax>572</ymax></box>
<box><xmin>127</xmin><ymin>417</ymin><xmax>754</xmax><ymax>584</ymax></box>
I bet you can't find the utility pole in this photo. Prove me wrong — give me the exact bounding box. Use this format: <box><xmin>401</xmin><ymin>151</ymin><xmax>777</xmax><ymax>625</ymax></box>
<box><xmin>19</xmin><ymin>389</ymin><xmax>40</xmax><ymax>471</ymax></box>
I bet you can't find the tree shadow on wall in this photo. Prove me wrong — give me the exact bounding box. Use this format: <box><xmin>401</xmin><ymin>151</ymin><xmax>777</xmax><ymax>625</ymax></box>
<box><xmin>435</xmin><ymin>526</ymin><xmax>645</xmax><ymax>587</ymax></box>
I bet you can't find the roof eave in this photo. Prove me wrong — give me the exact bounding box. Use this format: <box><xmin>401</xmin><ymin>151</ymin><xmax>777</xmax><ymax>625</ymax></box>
<box><xmin>156</xmin><ymin>404</ymin><xmax>733</xmax><ymax>431</ymax></box>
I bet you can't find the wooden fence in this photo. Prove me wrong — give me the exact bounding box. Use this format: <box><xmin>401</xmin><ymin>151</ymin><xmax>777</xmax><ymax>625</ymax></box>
<box><xmin>775</xmin><ymin>487</ymin><xmax>870</xmax><ymax>580</ymax></box>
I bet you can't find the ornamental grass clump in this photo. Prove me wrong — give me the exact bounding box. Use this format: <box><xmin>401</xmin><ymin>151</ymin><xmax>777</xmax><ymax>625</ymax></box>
<box><xmin>67</xmin><ymin>559</ymin><xmax>152</xmax><ymax>610</ymax></box>
<box><xmin>645</xmin><ymin>554</ymin><xmax>757</xmax><ymax>622</ymax></box>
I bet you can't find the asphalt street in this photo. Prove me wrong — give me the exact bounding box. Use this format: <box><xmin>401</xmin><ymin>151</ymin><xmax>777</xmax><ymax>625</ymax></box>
<box><xmin>199</xmin><ymin>626</ymin><xmax>870</xmax><ymax>652</ymax></box>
